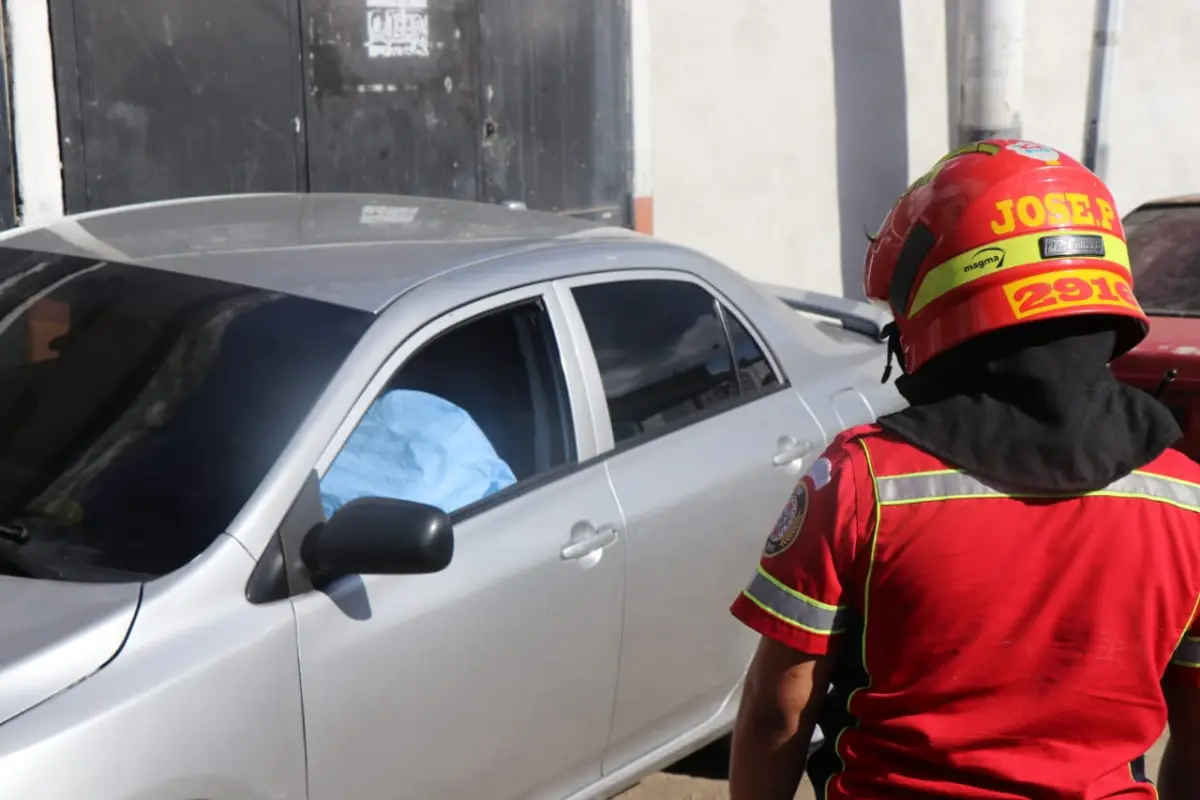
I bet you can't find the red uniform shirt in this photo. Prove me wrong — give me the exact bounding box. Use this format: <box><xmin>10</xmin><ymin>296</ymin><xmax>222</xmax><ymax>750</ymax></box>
<box><xmin>731</xmin><ymin>424</ymin><xmax>1200</xmax><ymax>799</ymax></box>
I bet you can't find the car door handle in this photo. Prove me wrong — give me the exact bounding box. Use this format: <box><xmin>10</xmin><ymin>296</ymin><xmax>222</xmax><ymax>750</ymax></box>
<box><xmin>772</xmin><ymin>437</ymin><xmax>814</xmax><ymax>467</ymax></box>
<box><xmin>560</xmin><ymin>525</ymin><xmax>620</xmax><ymax>561</ymax></box>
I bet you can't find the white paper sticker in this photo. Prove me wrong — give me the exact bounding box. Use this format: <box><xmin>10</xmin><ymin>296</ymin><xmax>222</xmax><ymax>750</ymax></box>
<box><xmin>360</xmin><ymin>205</ymin><xmax>420</xmax><ymax>225</ymax></box>
<box><xmin>366</xmin><ymin>0</ymin><xmax>430</xmax><ymax>58</ymax></box>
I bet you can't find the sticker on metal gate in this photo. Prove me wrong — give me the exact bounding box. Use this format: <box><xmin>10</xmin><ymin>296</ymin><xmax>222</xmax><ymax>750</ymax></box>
<box><xmin>764</xmin><ymin>483</ymin><xmax>808</xmax><ymax>558</ymax></box>
<box><xmin>366</xmin><ymin>0</ymin><xmax>431</xmax><ymax>59</ymax></box>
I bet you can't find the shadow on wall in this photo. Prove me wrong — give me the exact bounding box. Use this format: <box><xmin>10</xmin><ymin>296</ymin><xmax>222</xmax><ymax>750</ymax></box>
<box><xmin>831</xmin><ymin>0</ymin><xmax>910</xmax><ymax>299</ymax></box>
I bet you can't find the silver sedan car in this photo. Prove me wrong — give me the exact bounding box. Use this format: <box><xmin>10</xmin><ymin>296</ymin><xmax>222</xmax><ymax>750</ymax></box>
<box><xmin>0</xmin><ymin>194</ymin><xmax>901</xmax><ymax>799</ymax></box>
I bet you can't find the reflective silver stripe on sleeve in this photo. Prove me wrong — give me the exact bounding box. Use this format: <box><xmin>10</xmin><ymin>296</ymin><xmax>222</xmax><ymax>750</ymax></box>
<box><xmin>876</xmin><ymin>471</ymin><xmax>1003</xmax><ymax>503</ymax></box>
<box><xmin>1174</xmin><ymin>636</ymin><xmax>1200</xmax><ymax>668</ymax></box>
<box><xmin>743</xmin><ymin>567</ymin><xmax>845</xmax><ymax>635</ymax></box>
<box><xmin>876</xmin><ymin>469</ymin><xmax>1200</xmax><ymax>511</ymax></box>
<box><xmin>1111</xmin><ymin>472</ymin><xmax>1200</xmax><ymax>511</ymax></box>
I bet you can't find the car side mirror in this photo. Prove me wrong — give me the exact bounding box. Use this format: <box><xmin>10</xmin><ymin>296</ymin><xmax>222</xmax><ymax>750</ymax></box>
<box><xmin>302</xmin><ymin>497</ymin><xmax>454</xmax><ymax>580</ymax></box>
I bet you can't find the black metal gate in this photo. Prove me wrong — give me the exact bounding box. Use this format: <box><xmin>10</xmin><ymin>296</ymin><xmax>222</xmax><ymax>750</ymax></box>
<box><xmin>478</xmin><ymin>0</ymin><xmax>631</xmax><ymax>223</ymax></box>
<box><xmin>303</xmin><ymin>0</ymin><xmax>482</xmax><ymax>200</ymax></box>
<box><xmin>47</xmin><ymin>0</ymin><xmax>631</xmax><ymax>223</ymax></box>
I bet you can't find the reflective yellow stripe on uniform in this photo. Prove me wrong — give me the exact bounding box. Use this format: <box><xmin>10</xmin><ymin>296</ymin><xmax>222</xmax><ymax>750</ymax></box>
<box><xmin>876</xmin><ymin>468</ymin><xmax>1200</xmax><ymax>512</ymax></box>
<box><xmin>742</xmin><ymin>565</ymin><xmax>846</xmax><ymax>636</ymax></box>
<box><xmin>1173</xmin><ymin>636</ymin><xmax>1200</xmax><ymax>669</ymax></box>
<box><xmin>878</xmin><ymin>467</ymin><xmax>1200</xmax><ymax>672</ymax></box>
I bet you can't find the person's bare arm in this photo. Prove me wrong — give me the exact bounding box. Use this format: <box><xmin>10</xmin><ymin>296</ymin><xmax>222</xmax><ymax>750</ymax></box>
<box><xmin>726</xmin><ymin>444</ymin><xmax>866</xmax><ymax>798</ymax></box>
<box><xmin>1161</xmin><ymin>680</ymin><xmax>1200</xmax><ymax>800</ymax></box>
<box><xmin>728</xmin><ymin>636</ymin><xmax>835</xmax><ymax>800</ymax></box>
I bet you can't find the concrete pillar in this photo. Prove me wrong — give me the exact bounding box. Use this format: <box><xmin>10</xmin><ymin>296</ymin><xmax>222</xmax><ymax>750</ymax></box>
<box><xmin>1082</xmin><ymin>0</ymin><xmax>1125</xmax><ymax>179</ymax></box>
<box><xmin>955</xmin><ymin>0</ymin><xmax>1026</xmax><ymax>146</ymax></box>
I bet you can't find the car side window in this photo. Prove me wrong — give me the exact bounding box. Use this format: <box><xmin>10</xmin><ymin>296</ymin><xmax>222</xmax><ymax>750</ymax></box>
<box><xmin>571</xmin><ymin>278</ymin><xmax>748</xmax><ymax>445</ymax></box>
<box><xmin>720</xmin><ymin>303</ymin><xmax>781</xmax><ymax>394</ymax></box>
<box><xmin>319</xmin><ymin>298</ymin><xmax>575</xmax><ymax>519</ymax></box>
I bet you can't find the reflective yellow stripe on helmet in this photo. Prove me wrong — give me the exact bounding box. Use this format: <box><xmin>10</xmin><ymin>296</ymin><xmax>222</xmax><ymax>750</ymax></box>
<box><xmin>907</xmin><ymin>229</ymin><xmax>1130</xmax><ymax>317</ymax></box>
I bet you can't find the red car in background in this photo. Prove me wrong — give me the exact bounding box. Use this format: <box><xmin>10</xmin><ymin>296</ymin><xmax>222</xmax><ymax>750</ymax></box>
<box><xmin>1112</xmin><ymin>196</ymin><xmax>1200</xmax><ymax>459</ymax></box>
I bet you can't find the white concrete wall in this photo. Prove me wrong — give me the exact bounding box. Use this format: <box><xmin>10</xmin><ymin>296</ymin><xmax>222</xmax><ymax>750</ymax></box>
<box><xmin>5</xmin><ymin>0</ymin><xmax>63</xmax><ymax>226</ymax></box>
<box><xmin>647</xmin><ymin>0</ymin><xmax>1200</xmax><ymax>297</ymax></box>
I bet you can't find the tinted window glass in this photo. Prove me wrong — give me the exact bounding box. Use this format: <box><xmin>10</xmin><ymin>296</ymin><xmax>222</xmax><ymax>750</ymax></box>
<box><xmin>0</xmin><ymin>249</ymin><xmax>372</xmax><ymax>581</ymax></box>
<box><xmin>320</xmin><ymin>299</ymin><xmax>574</xmax><ymax>519</ymax></box>
<box><xmin>1124</xmin><ymin>204</ymin><xmax>1200</xmax><ymax>314</ymax></box>
<box><xmin>721</xmin><ymin>304</ymin><xmax>780</xmax><ymax>393</ymax></box>
<box><xmin>572</xmin><ymin>279</ymin><xmax>739</xmax><ymax>444</ymax></box>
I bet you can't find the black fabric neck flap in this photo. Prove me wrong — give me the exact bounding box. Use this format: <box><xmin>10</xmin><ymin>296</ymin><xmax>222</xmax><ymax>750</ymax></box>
<box><xmin>878</xmin><ymin>317</ymin><xmax>1181</xmax><ymax>493</ymax></box>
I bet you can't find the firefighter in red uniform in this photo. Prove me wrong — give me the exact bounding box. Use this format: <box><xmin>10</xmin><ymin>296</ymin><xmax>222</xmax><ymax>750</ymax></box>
<box><xmin>728</xmin><ymin>140</ymin><xmax>1200</xmax><ymax>799</ymax></box>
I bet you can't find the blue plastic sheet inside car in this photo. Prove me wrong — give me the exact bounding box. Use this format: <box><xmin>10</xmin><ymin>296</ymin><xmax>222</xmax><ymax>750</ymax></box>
<box><xmin>320</xmin><ymin>389</ymin><xmax>517</xmax><ymax>518</ymax></box>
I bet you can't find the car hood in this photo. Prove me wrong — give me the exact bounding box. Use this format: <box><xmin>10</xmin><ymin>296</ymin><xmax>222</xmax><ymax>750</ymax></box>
<box><xmin>1139</xmin><ymin>315</ymin><xmax>1200</xmax><ymax>356</ymax></box>
<box><xmin>0</xmin><ymin>576</ymin><xmax>141</xmax><ymax>725</ymax></box>
<box><xmin>1113</xmin><ymin>315</ymin><xmax>1200</xmax><ymax>391</ymax></box>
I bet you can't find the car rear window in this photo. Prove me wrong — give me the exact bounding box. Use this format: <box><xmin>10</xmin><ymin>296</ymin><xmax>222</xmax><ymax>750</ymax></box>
<box><xmin>1124</xmin><ymin>204</ymin><xmax>1200</xmax><ymax>315</ymax></box>
<box><xmin>0</xmin><ymin>248</ymin><xmax>372</xmax><ymax>580</ymax></box>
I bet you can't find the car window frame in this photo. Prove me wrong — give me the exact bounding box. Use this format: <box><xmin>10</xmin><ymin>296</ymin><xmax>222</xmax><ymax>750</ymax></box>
<box><xmin>1122</xmin><ymin>204</ymin><xmax>1200</xmax><ymax>316</ymax></box>
<box><xmin>553</xmin><ymin>268</ymin><xmax>790</xmax><ymax>455</ymax></box>
<box><xmin>715</xmin><ymin>298</ymin><xmax>787</xmax><ymax>400</ymax></box>
<box><xmin>311</xmin><ymin>281</ymin><xmax>600</xmax><ymax>524</ymax></box>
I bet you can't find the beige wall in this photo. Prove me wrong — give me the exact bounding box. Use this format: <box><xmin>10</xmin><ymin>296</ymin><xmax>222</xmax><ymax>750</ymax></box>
<box><xmin>646</xmin><ymin>0</ymin><xmax>1200</xmax><ymax>297</ymax></box>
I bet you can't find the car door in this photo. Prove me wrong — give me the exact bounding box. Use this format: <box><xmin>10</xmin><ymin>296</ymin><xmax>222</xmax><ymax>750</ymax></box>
<box><xmin>292</xmin><ymin>284</ymin><xmax>626</xmax><ymax>800</ymax></box>
<box><xmin>554</xmin><ymin>272</ymin><xmax>827</xmax><ymax>772</ymax></box>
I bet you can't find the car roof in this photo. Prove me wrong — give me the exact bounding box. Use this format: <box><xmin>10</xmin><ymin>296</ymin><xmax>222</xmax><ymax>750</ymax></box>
<box><xmin>0</xmin><ymin>193</ymin><xmax>643</xmax><ymax>311</ymax></box>
<box><xmin>1127</xmin><ymin>193</ymin><xmax>1200</xmax><ymax>214</ymax></box>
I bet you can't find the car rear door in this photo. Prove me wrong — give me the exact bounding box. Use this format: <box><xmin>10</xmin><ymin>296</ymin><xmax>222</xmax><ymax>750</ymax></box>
<box><xmin>552</xmin><ymin>270</ymin><xmax>827</xmax><ymax>773</ymax></box>
<box><xmin>292</xmin><ymin>283</ymin><xmax>625</xmax><ymax>800</ymax></box>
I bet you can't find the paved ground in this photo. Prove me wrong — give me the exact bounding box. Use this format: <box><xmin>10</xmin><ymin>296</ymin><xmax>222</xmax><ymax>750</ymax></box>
<box><xmin>618</xmin><ymin>736</ymin><xmax>1168</xmax><ymax>799</ymax></box>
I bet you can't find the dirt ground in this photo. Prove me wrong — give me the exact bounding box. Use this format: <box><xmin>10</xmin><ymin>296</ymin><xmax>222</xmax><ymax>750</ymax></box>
<box><xmin>617</xmin><ymin>736</ymin><xmax>1168</xmax><ymax>800</ymax></box>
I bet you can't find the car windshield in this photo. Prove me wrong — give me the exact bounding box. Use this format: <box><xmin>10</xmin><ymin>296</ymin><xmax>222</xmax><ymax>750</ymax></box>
<box><xmin>0</xmin><ymin>248</ymin><xmax>372</xmax><ymax>581</ymax></box>
<box><xmin>1125</xmin><ymin>204</ymin><xmax>1200</xmax><ymax>316</ymax></box>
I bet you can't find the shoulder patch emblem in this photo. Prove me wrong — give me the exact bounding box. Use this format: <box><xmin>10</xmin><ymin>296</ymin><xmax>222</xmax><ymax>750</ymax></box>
<box><xmin>808</xmin><ymin>457</ymin><xmax>833</xmax><ymax>491</ymax></box>
<box><xmin>764</xmin><ymin>483</ymin><xmax>808</xmax><ymax>558</ymax></box>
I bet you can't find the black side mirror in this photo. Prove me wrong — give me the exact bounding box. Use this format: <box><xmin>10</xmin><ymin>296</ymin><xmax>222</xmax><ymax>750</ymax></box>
<box><xmin>302</xmin><ymin>497</ymin><xmax>454</xmax><ymax>580</ymax></box>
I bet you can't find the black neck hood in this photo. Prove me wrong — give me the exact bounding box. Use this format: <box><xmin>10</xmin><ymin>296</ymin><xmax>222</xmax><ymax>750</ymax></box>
<box><xmin>877</xmin><ymin>317</ymin><xmax>1182</xmax><ymax>493</ymax></box>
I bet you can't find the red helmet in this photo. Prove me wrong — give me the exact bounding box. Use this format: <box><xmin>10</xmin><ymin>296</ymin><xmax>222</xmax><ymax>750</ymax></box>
<box><xmin>864</xmin><ymin>139</ymin><xmax>1148</xmax><ymax>375</ymax></box>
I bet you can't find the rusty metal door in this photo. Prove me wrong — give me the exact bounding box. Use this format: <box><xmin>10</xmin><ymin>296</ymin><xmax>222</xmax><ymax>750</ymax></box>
<box><xmin>478</xmin><ymin>0</ymin><xmax>631</xmax><ymax>225</ymax></box>
<box><xmin>48</xmin><ymin>0</ymin><xmax>308</xmax><ymax>213</ymax></box>
<box><xmin>47</xmin><ymin>0</ymin><xmax>631</xmax><ymax>223</ymax></box>
<box><xmin>301</xmin><ymin>0</ymin><xmax>481</xmax><ymax>200</ymax></box>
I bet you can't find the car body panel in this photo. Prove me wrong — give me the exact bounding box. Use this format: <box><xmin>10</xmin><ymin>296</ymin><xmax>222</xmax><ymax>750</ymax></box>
<box><xmin>0</xmin><ymin>538</ymin><xmax>308</xmax><ymax>800</ymax></box>
<box><xmin>0</xmin><ymin>193</ymin><xmax>636</xmax><ymax>311</ymax></box>
<box><xmin>0</xmin><ymin>194</ymin><xmax>908</xmax><ymax>799</ymax></box>
<box><xmin>223</xmin><ymin>238</ymin><xmax>871</xmax><ymax>558</ymax></box>
<box><xmin>0</xmin><ymin>577</ymin><xmax>140</xmax><ymax>726</ymax></box>
<box><xmin>544</xmin><ymin>268</ymin><xmax>830</xmax><ymax>771</ymax></box>
<box><xmin>1107</xmin><ymin>197</ymin><xmax>1200</xmax><ymax>460</ymax></box>
<box><xmin>290</xmin><ymin>280</ymin><xmax>626</xmax><ymax>799</ymax></box>
<box><xmin>598</xmin><ymin>387</ymin><xmax>821</xmax><ymax>770</ymax></box>
<box><xmin>1114</xmin><ymin>325</ymin><xmax>1200</xmax><ymax>461</ymax></box>
<box><xmin>295</xmin><ymin>464</ymin><xmax>625</xmax><ymax>800</ymax></box>
<box><xmin>1114</xmin><ymin>316</ymin><xmax>1200</xmax><ymax>392</ymax></box>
